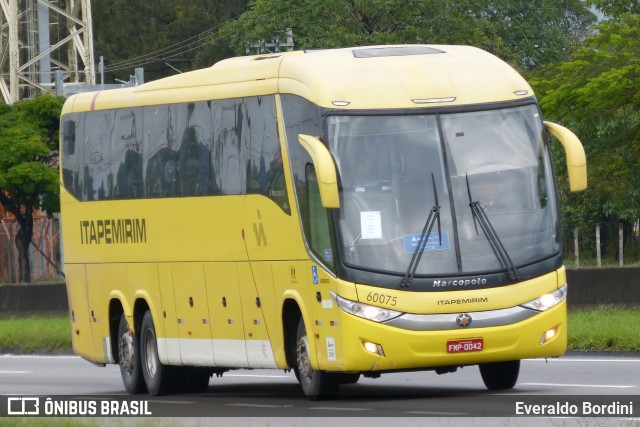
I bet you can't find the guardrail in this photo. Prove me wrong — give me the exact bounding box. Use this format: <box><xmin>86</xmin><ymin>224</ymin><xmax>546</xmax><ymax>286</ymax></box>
<box><xmin>0</xmin><ymin>267</ymin><xmax>638</xmax><ymax>314</ymax></box>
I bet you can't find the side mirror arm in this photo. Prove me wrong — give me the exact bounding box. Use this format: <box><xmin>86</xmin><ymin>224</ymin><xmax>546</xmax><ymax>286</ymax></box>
<box><xmin>544</xmin><ymin>121</ymin><xmax>587</xmax><ymax>192</ymax></box>
<box><xmin>298</xmin><ymin>134</ymin><xmax>340</xmax><ymax>208</ymax></box>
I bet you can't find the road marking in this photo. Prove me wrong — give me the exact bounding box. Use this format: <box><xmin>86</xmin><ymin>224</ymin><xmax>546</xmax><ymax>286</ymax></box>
<box><xmin>309</xmin><ymin>407</ymin><xmax>370</xmax><ymax>411</ymax></box>
<box><xmin>226</xmin><ymin>403</ymin><xmax>293</xmax><ymax>408</ymax></box>
<box><xmin>521</xmin><ymin>382</ymin><xmax>635</xmax><ymax>389</ymax></box>
<box><xmin>0</xmin><ymin>355</ymin><xmax>78</xmax><ymax>359</ymax></box>
<box><xmin>225</xmin><ymin>374</ymin><xmax>291</xmax><ymax>378</ymax></box>
<box><xmin>527</xmin><ymin>358</ymin><xmax>640</xmax><ymax>363</ymax></box>
<box><xmin>0</xmin><ymin>371</ymin><xmax>30</xmax><ymax>374</ymax></box>
<box><xmin>146</xmin><ymin>400</ymin><xmax>196</xmax><ymax>405</ymax></box>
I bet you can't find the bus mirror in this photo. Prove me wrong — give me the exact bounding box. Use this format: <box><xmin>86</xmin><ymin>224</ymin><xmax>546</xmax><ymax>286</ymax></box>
<box><xmin>298</xmin><ymin>134</ymin><xmax>340</xmax><ymax>208</ymax></box>
<box><xmin>544</xmin><ymin>121</ymin><xmax>587</xmax><ymax>192</ymax></box>
<box><xmin>63</xmin><ymin>120</ymin><xmax>76</xmax><ymax>155</ymax></box>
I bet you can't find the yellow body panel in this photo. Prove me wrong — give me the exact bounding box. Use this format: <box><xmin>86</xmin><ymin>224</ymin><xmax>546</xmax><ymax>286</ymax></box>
<box><xmin>63</xmin><ymin>45</ymin><xmax>530</xmax><ymax>115</ymax></box>
<box><xmin>60</xmin><ymin>45</ymin><xmax>573</xmax><ymax>377</ymax></box>
<box><xmin>355</xmin><ymin>269</ymin><xmax>561</xmax><ymax>314</ymax></box>
<box><xmin>327</xmin><ymin>301</ymin><xmax>566</xmax><ymax>372</ymax></box>
<box><xmin>313</xmin><ymin>271</ymin><xmax>565</xmax><ymax>371</ymax></box>
<box><xmin>65</xmin><ymin>264</ymin><xmax>95</xmax><ymax>361</ymax></box>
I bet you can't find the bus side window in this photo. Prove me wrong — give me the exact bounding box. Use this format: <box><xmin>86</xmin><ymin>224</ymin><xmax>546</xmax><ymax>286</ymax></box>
<box><xmin>217</xmin><ymin>103</ymin><xmax>245</xmax><ymax>194</ymax></box>
<box><xmin>61</xmin><ymin>115</ymin><xmax>84</xmax><ymax>199</ymax></box>
<box><xmin>63</xmin><ymin>119</ymin><xmax>76</xmax><ymax>154</ymax></box>
<box><xmin>305</xmin><ymin>165</ymin><xmax>336</xmax><ymax>270</ymax></box>
<box><xmin>245</xmin><ymin>96</ymin><xmax>290</xmax><ymax>214</ymax></box>
<box><xmin>177</xmin><ymin>102</ymin><xmax>211</xmax><ymax>197</ymax></box>
<box><xmin>113</xmin><ymin>109</ymin><xmax>143</xmax><ymax>199</ymax></box>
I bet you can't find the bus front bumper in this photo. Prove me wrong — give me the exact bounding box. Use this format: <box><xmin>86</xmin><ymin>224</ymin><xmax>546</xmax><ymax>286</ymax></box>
<box><xmin>320</xmin><ymin>300</ymin><xmax>566</xmax><ymax>372</ymax></box>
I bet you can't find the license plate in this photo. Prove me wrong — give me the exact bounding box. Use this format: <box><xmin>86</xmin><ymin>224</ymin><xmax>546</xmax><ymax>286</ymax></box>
<box><xmin>447</xmin><ymin>338</ymin><xmax>483</xmax><ymax>353</ymax></box>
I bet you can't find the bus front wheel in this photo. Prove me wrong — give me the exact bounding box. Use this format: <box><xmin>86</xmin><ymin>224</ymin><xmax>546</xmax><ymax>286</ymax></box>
<box><xmin>140</xmin><ymin>310</ymin><xmax>176</xmax><ymax>395</ymax></box>
<box><xmin>118</xmin><ymin>314</ymin><xmax>146</xmax><ymax>394</ymax></box>
<box><xmin>295</xmin><ymin>318</ymin><xmax>339</xmax><ymax>400</ymax></box>
<box><xmin>479</xmin><ymin>360</ymin><xmax>520</xmax><ymax>390</ymax></box>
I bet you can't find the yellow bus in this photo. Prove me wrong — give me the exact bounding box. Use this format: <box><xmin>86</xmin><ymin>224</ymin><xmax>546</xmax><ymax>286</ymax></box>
<box><xmin>59</xmin><ymin>45</ymin><xmax>586</xmax><ymax>399</ymax></box>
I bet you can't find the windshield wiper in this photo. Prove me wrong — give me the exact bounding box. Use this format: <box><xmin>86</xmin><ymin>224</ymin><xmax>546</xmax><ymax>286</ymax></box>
<box><xmin>399</xmin><ymin>173</ymin><xmax>441</xmax><ymax>288</ymax></box>
<box><xmin>465</xmin><ymin>174</ymin><xmax>519</xmax><ymax>281</ymax></box>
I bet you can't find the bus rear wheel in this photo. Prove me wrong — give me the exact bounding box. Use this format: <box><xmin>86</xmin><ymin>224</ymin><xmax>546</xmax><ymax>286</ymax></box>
<box><xmin>177</xmin><ymin>367</ymin><xmax>211</xmax><ymax>394</ymax></box>
<box><xmin>295</xmin><ymin>318</ymin><xmax>339</xmax><ymax>400</ymax></box>
<box><xmin>118</xmin><ymin>313</ymin><xmax>146</xmax><ymax>394</ymax></box>
<box><xmin>479</xmin><ymin>360</ymin><xmax>520</xmax><ymax>390</ymax></box>
<box><xmin>140</xmin><ymin>310</ymin><xmax>176</xmax><ymax>395</ymax></box>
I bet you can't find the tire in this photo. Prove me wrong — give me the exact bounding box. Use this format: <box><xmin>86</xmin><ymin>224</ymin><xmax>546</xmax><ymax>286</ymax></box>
<box><xmin>177</xmin><ymin>367</ymin><xmax>211</xmax><ymax>394</ymax></box>
<box><xmin>295</xmin><ymin>318</ymin><xmax>339</xmax><ymax>400</ymax></box>
<box><xmin>479</xmin><ymin>360</ymin><xmax>520</xmax><ymax>390</ymax></box>
<box><xmin>118</xmin><ymin>314</ymin><xmax>146</xmax><ymax>394</ymax></box>
<box><xmin>336</xmin><ymin>373</ymin><xmax>360</xmax><ymax>385</ymax></box>
<box><xmin>140</xmin><ymin>310</ymin><xmax>176</xmax><ymax>395</ymax></box>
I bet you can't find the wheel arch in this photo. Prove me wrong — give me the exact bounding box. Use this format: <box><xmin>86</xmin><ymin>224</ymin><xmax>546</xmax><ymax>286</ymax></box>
<box><xmin>108</xmin><ymin>298</ymin><xmax>125</xmax><ymax>364</ymax></box>
<box><xmin>282</xmin><ymin>292</ymin><xmax>318</xmax><ymax>370</ymax></box>
<box><xmin>133</xmin><ymin>298</ymin><xmax>151</xmax><ymax>337</ymax></box>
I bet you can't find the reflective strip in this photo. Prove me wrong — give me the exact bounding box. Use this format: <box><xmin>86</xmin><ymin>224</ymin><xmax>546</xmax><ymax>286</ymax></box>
<box><xmin>103</xmin><ymin>337</ymin><xmax>115</xmax><ymax>364</ymax></box>
<box><xmin>157</xmin><ymin>338</ymin><xmax>276</xmax><ymax>369</ymax></box>
<box><xmin>384</xmin><ymin>306</ymin><xmax>539</xmax><ymax>331</ymax></box>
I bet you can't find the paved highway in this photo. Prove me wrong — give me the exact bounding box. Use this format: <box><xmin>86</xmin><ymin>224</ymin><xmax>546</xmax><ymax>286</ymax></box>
<box><xmin>1</xmin><ymin>353</ymin><xmax>639</xmax><ymax>423</ymax></box>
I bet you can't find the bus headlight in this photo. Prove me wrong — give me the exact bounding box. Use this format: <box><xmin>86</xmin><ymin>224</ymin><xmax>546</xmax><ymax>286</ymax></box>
<box><xmin>521</xmin><ymin>284</ymin><xmax>567</xmax><ymax>311</ymax></box>
<box><xmin>331</xmin><ymin>291</ymin><xmax>403</xmax><ymax>322</ymax></box>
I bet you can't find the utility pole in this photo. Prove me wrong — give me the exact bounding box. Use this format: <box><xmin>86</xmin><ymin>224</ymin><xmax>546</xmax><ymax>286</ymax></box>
<box><xmin>0</xmin><ymin>0</ymin><xmax>95</xmax><ymax>104</ymax></box>
<box><xmin>246</xmin><ymin>28</ymin><xmax>294</xmax><ymax>55</ymax></box>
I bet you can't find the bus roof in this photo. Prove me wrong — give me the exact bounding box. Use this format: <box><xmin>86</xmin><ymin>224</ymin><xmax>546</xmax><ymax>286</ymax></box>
<box><xmin>63</xmin><ymin>45</ymin><xmax>533</xmax><ymax>113</ymax></box>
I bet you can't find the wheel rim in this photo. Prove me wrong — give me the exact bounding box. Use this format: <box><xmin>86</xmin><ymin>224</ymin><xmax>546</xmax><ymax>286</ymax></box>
<box><xmin>296</xmin><ymin>334</ymin><xmax>313</xmax><ymax>384</ymax></box>
<box><xmin>144</xmin><ymin>328</ymin><xmax>158</xmax><ymax>379</ymax></box>
<box><xmin>119</xmin><ymin>332</ymin><xmax>135</xmax><ymax>375</ymax></box>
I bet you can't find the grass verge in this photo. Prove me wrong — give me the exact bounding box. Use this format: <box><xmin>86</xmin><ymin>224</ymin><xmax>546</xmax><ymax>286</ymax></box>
<box><xmin>1</xmin><ymin>307</ymin><xmax>639</xmax><ymax>354</ymax></box>
<box><xmin>568</xmin><ymin>306</ymin><xmax>640</xmax><ymax>352</ymax></box>
<box><xmin>0</xmin><ymin>315</ymin><xmax>71</xmax><ymax>354</ymax></box>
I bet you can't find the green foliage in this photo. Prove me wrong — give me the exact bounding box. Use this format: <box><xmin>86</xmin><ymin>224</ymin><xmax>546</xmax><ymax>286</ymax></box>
<box><xmin>92</xmin><ymin>0</ymin><xmax>248</xmax><ymax>82</ymax></box>
<box><xmin>14</xmin><ymin>95</ymin><xmax>65</xmax><ymax>150</ymax></box>
<box><xmin>530</xmin><ymin>14</ymin><xmax>640</xmax><ymax>250</ymax></box>
<box><xmin>587</xmin><ymin>0</ymin><xmax>640</xmax><ymax>17</ymax></box>
<box><xmin>0</xmin><ymin>94</ymin><xmax>64</xmax><ymax>282</ymax></box>
<box><xmin>220</xmin><ymin>0</ymin><xmax>595</xmax><ymax>71</ymax></box>
<box><xmin>0</xmin><ymin>94</ymin><xmax>64</xmax><ymax>217</ymax></box>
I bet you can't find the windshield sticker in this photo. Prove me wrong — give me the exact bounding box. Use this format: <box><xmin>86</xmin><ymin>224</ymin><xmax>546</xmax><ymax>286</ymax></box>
<box><xmin>403</xmin><ymin>231</ymin><xmax>450</xmax><ymax>253</ymax></box>
<box><xmin>361</xmin><ymin>211</ymin><xmax>383</xmax><ymax>239</ymax></box>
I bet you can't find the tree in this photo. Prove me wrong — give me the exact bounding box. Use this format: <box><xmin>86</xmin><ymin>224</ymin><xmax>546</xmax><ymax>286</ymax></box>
<box><xmin>220</xmin><ymin>0</ymin><xmax>595</xmax><ymax>71</ymax></box>
<box><xmin>0</xmin><ymin>95</ymin><xmax>65</xmax><ymax>283</ymax></box>
<box><xmin>92</xmin><ymin>0</ymin><xmax>249</xmax><ymax>82</ymax></box>
<box><xmin>529</xmin><ymin>13</ymin><xmax>640</xmax><ymax>257</ymax></box>
<box><xmin>587</xmin><ymin>0</ymin><xmax>640</xmax><ymax>17</ymax></box>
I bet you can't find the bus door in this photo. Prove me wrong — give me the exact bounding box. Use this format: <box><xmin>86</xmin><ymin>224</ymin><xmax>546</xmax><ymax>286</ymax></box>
<box><xmin>203</xmin><ymin>262</ymin><xmax>249</xmax><ymax>368</ymax></box>
<box><xmin>85</xmin><ymin>263</ymin><xmax>128</xmax><ymax>364</ymax></box>
<box><xmin>65</xmin><ymin>264</ymin><xmax>97</xmax><ymax>361</ymax></box>
<box><xmin>171</xmin><ymin>263</ymin><xmax>214</xmax><ymax>366</ymax></box>
<box><xmin>237</xmin><ymin>262</ymin><xmax>278</xmax><ymax>368</ymax></box>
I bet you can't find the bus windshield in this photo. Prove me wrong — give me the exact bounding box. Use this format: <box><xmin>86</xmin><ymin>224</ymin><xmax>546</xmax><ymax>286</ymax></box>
<box><xmin>327</xmin><ymin>104</ymin><xmax>559</xmax><ymax>277</ymax></box>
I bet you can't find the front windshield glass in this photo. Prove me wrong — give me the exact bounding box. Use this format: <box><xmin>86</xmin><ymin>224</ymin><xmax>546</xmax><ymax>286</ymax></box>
<box><xmin>327</xmin><ymin>104</ymin><xmax>559</xmax><ymax>276</ymax></box>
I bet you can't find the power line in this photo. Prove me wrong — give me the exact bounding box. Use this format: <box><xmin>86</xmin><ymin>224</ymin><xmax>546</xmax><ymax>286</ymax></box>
<box><xmin>102</xmin><ymin>15</ymin><xmax>241</xmax><ymax>74</ymax></box>
<box><xmin>102</xmin><ymin>28</ymin><xmax>215</xmax><ymax>71</ymax></box>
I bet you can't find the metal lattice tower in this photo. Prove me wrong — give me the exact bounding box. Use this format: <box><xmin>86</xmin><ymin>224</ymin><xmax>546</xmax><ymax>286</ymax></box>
<box><xmin>0</xmin><ymin>0</ymin><xmax>95</xmax><ymax>104</ymax></box>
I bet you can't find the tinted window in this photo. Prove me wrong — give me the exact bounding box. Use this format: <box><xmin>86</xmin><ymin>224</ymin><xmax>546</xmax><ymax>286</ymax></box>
<box><xmin>60</xmin><ymin>96</ymin><xmax>289</xmax><ymax>214</ymax></box>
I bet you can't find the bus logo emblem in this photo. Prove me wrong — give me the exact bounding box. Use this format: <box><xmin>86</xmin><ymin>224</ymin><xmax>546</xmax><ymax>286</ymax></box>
<box><xmin>456</xmin><ymin>313</ymin><xmax>472</xmax><ymax>328</ymax></box>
